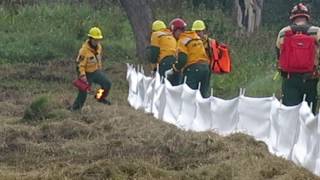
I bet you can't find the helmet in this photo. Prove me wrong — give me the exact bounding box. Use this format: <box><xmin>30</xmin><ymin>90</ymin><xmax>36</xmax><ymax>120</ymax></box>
<box><xmin>290</xmin><ymin>3</ymin><xmax>310</xmax><ymax>20</ymax></box>
<box><xmin>152</xmin><ymin>20</ymin><xmax>166</xmax><ymax>31</ymax></box>
<box><xmin>88</xmin><ymin>27</ymin><xmax>103</xmax><ymax>40</ymax></box>
<box><xmin>191</xmin><ymin>20</ymin><xmax>206</xmax><ymax>31</ymax></box>
<box><xmin>169</xmin><ymin>18</ymin><xmax>187</xmax><ymax>32</ymax></box>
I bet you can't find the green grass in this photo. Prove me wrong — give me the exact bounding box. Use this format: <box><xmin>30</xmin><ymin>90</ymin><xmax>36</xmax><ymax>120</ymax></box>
<box><xmin>0</xmin><ymin>3</ymin><xmax>135</xmax><ymax>63</ymax></box>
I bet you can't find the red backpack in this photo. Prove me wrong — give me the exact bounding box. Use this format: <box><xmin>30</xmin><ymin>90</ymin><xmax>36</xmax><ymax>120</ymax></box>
<box><xmin>279</xmin><ymin>25</ymin><xmax>316</xmax><ymax>73</ymax></box>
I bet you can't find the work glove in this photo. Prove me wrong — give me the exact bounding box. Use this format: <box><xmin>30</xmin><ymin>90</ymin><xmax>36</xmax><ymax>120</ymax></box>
<box><xmin>79</xmin><ymin>75</ymin><xmax>88</xmax><ymax>84</ymax></box>
<box><xmin>165</xmin><ymin>69</ymin><xmax>174</xmax><ymax>77</ymax></box>
<box><xmin>312</xmin><ymin>65</ymin><xmax>320</xmax><ymax>78</ymax></box>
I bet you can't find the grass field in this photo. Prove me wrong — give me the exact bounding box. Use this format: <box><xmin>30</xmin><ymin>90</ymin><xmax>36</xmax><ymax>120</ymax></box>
<box><xmin>0</xmin><ymin>60</ymin><xmax>318</xmax><ymax>179</ymax></box>
<box><xmin>0</xmin><ymin>2</ymin><xmax>319</xmax><ymax>179</ymax></box>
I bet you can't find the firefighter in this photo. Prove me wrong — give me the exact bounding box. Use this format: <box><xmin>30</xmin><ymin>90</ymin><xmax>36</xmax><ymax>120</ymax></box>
<box><xmin>149</xmin><ymin>20</ymin><xmax>180</xmax><ymax>85</ymax></box>
<box><xmin>276</xmin><ymin>3</ymin><xmax>320</xmax><ymax>114</ymax></box>
<box><xmin>191</xmin><ymin>20</ymin><xmax>211</xmax><ymax>56</ymax></box>
<box><xmin>71</xmin><ymin>27</ymin><xmax>112</xmax><ymax>111</ymax></box>
<box><xmin>191</xmin><ymin>20</ymin><xmax>214</xmax><ymax>86</ymax></box>
<box><xmin>166</xmin><ymin>18</ymin><xmax>211</xmax><ymax>98</ymax></box>
<box><xmin>192</xmin><ymin>20</ymin><xmax>232</xmax><ymax>75</ymax></box>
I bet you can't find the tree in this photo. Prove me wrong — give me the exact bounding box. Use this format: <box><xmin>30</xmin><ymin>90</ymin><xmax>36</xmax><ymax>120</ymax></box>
<box><xmin>119</xmin><ymin>0</ymin><xmax>153</xmax><ymax>61</ymax></box>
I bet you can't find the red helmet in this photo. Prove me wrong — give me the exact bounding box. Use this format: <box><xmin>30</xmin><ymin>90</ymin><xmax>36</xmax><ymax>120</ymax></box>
<box><xmin>290</xmin><ymin>3</ymin><xmax>310</xmax><ymax>21</ymax></box>
<box><xmin>169</xmin><ymin>18</ymin><xmax>187</xmax><ymax>32</ymax></box>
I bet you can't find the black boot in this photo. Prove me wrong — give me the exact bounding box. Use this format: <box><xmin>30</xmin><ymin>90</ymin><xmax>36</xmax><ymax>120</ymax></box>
<box><xmin>98</xmin><ymin>98</ymin><xmax>111</xmax><ymax>105</ymax></box>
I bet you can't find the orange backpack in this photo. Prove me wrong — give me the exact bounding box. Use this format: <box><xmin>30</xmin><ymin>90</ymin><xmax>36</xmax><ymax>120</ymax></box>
<box><xmin>209</xmin><ymin>39</ymin><xmax>232</xmax><ymax>74</ymax></box>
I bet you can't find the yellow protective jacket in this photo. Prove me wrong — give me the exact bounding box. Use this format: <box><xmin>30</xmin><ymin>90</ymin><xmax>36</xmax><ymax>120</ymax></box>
<box><xmin>76</xmin><ymin>40</ymin><xmax>103</xmax><ymax>76</ymax></box>
<box><xmin>150</xmin><ymin>29</ymin><xmax>177</xmax><ymax>63</ymax></box>
<box><xmin>175</xmin><ymin>31</ymin><xmax>209</xmax><ymax>70</ymax></box>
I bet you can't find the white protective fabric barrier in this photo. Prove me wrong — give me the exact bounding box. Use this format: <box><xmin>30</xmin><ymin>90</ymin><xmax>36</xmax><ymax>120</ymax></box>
<box><xmin>126</xmin><ymin>64</ymin><xmax>320</xmax><ymax>176</ymax></box>
<box><xmin>269</xmin><ymin>101</ymin><xmax>301</xmax><ymax>159</ymax></box>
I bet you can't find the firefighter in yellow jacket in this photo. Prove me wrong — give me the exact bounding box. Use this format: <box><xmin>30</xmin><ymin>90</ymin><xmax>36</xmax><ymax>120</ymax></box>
<box><xmin>192</xmin><ymin>20</ymin><xmax>211</xmax><ymax>56</ymax></box>
<box><xmin>166</xmin><ymin>18</ymin><xmax>210</xmax><ymax>97</ymax></box>
<box><xmin>150</xmin><ymin>20</ymin><xmax>180</xmax><ymax>85</ymax></box>
<box><xmin>71</xmin><ymin>27</ymin><xmax>112</xmax><ymax>111</ymax></box>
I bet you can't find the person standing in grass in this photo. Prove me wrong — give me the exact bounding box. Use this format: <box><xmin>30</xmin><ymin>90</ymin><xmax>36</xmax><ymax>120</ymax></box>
<box><xmin>71</xmin><ymin>27</ymin><xmax>112</xmax><ymax>111</ymax></box>
<box><xmin>191</xmin><ymin>20</ymin><xmax>213</xmax><ymax>90</ymax></box>
<box><xmin>276</xmin><ymin>3</ymin><xmax>320</xmax><ymax>114</ymax></box>
<box><xmin>166</xmin><ymin>18</ymin><xmax>210</xmax><ymax>98</ymax></box>
<box><xmin>149</xmin><ymin>20</ymin><xmax>180</xmax><ymax>85</ymax></box>
<box><xmin>191</xmin><ymin>20</ymin><xmax>211</xmax><ymax>57</ymax></box>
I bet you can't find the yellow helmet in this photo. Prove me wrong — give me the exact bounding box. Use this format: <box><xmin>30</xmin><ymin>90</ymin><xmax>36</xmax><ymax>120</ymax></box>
<box><xmin>152</xmin><ymin>20</ymin><xmax>166</xmax><ymax>31</ymax></box>
<box><xmin>191</xmin><ymin>20</ymin><xmax>206</xmax><ymax>31</ymax></box>
<box><xmin>88</xmin><ymin>27</ymin><xmax>103</xmax><ymax>40</ymax></box>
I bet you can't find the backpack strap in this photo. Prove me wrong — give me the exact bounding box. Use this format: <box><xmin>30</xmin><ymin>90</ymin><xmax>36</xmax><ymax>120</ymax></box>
<box><xmin>210</xmin><ymin>39</ymin><xmax>219</xmax><ymax>61</ymax></box>
<box><xmin>290</xmin><ymin>24</ymin><xmax>311</xmax><ymax>35</ymax></box>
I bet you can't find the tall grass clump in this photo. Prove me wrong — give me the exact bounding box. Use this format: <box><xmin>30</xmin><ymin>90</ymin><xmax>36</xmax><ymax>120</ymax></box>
<box><xmin>22</xmin><ymin>96</ymin><xmax>54</xmax><ymax>123</ymax></box>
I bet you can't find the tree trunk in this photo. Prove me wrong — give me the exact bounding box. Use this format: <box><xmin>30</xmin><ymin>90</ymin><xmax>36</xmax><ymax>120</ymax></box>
<box><xmin>254</xmin><ymin>0</ymin><xmax>263</xmax><ymax>29</ymax></box>
<box><xmin>235</xmin><ymin>0</ymin><xmax>244</xmax><ymax>29</ymax></box>
<box><xmin>247</xmin><ymin>0</ymin><xmax>255</xmax><ymax>33</ymax></box>
<box><xmin>119</xmin><ymin>0</ymin><xmax>153</xmax><ymax>61</ymax></box>
<box><xmin>235</xmin><ymin>0</ymin><xmax>263</xmax><ymax>34</ymax></box>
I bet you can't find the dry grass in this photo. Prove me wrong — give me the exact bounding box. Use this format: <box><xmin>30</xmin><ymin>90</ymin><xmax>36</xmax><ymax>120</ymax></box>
<box><xmin>0</xmin><ymin>60</ymin><xmax>319</xmax><ymax>179</ymax></box>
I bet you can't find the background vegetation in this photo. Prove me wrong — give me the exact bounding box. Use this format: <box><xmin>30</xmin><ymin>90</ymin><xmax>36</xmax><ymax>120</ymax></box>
<box><xmin>1</xmin><ymin>0</ymin><xmax>320</xmax><ymax>98</ymax></box>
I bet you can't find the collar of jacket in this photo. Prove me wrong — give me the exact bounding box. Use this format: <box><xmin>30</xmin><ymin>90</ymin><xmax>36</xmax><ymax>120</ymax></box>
<box><xmin>84</xmin><ymin>39</ymin><xmax>102</xmax><ymax>55</ymax></box>
<box><xmin>179</xmin><ymin>31</ymin><xmax>200</xmax><ymax>40</ymax></box>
